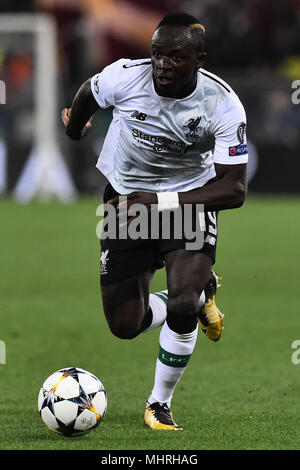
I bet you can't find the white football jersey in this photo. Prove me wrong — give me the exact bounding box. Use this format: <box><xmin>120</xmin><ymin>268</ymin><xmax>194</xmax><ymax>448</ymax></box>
<box><xmin>91</xmin><ymin>58</ymin><xmax>248</xmax><ymax>194</ymax></box>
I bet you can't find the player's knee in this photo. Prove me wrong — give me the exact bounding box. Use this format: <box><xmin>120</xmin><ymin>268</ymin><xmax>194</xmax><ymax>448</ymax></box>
<box><xmin>108</xmin><ymin>321</ymin><xmax>139</xmax><ymax>340</ymax></box>
<box><xmin>166</xmin><ymin>292</ymin><xmax>199</xmax><ymax>334</ymax></box>
<box><xmin>166</xmin><ymin>308</ymin><xmax>198</xmax><ymax>334</ymax></box>
<box><xmin>106</xmin><ymin>315</ymin><xmax>140</xmax><ymax>340</ymax></box>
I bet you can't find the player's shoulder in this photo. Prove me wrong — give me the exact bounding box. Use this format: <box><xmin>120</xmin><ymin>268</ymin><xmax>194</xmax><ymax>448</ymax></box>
<box><xmin>117</xmin><ymin>58</ymin><xmax>152</xmax><ymax>83</ymax></box>
<box><xmin>98</xmin><ymin>58</ymin><xmax>150</xmax><ymax>78</ymax></box>
<box><xmin>198</xmin><ymin>68</ymin><xmax>246</xmax><ymax>117</ymax></box>
<box><xmin>109</xmin><ymin>58</ymin><xmax>152</xmax><ymax>98</ymax></box>
<box><xmin>120</xmin><ymin>58</ymin><xmax>152</xmax><ymax>70</ymax></box>
<box><xmin>101</xmin><ymin>57</ymin><xmax>151</xmax><ymax>86</ymax></box>
<box><xmin>198</xmin><ymin>68</ymin><xmax>242</xmax><ymax>104</ymax></box>
<box><xmin>198</xmin><ymin>68</ymin><xmax>233</xmax><ymax>93</ymax></box>
<box><xmin>104</xmin><ymin>58</ymin><xmax>151</xmax><ymax>78</ymax></box>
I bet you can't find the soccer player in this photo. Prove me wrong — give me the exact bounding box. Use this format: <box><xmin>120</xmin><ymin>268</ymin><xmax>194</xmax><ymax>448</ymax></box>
<box><xmin>62</xmin><ymin>12</ymin><xmax>248</xmax><ymax>431</ymax></box>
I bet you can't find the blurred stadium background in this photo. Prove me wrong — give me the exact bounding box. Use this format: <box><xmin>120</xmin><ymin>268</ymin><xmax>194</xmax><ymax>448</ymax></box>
<box><xmin>0</xmin><ymin>0</ymin><xmax>299</xmax><ymax>200</ymax></box>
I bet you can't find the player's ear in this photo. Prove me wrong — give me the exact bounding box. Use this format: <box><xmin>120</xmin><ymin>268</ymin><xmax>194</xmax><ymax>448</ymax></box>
<box><xmin>196</xmin><ymin>52</ymin><xmax>207</xmax><ymax>68</ymax></box>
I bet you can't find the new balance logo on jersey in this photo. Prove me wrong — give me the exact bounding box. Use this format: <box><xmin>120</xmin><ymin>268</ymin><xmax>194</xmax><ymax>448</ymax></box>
<box><xmin>131</xmin><ymin>110</ymin><xmax>147</xmax><ymax>121</ymax></box>
<box><xmin>204</xmin><ymin>235</ymin><xmax>216</xmax><ymax>246</ymax></box>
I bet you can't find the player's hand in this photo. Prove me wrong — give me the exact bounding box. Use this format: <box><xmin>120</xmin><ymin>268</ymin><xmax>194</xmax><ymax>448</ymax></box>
<box><xmin>61</xmin><ymin>107</ymin><xmax>93</xmax><ymax>138</ymax></box>
<box><xmin>107</xmin><ymin>191</ymin><xmax>158</xmax><ymax>226</ymax></box>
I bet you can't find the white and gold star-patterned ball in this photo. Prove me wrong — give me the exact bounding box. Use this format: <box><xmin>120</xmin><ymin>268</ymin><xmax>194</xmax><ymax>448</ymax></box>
<box><xmin>38</xmin><ymin>367</ymin><xmax>107</xmax><ymax>437</ymax></box>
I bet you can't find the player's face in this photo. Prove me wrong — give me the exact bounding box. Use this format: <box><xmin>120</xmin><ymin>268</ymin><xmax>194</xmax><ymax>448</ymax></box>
<box><xmin>151</xmin><ymin>25</ymin><xmax>204</xmax><ymax>99</ymax></box>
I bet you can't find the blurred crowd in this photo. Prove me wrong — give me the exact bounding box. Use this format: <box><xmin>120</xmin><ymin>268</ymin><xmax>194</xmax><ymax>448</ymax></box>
<box><xmin>0</xmin><ymin>0</ymin><xmax>299</xmax><ymax>194</ymax></box>
<box><xmin>1</xmin><ymin>0</ymin><xmax>300</xmax><ymax>74</ymax></box>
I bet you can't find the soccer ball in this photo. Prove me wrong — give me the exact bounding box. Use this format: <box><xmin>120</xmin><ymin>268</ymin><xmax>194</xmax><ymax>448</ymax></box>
<box><xmin>38</xmin><ymin>366</ymin><xmax>107</xmax><ymax>437</ymax></box>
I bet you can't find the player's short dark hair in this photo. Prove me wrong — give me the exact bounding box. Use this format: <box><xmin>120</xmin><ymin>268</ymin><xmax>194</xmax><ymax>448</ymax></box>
<box><xmin>156</xmin><ymin>12</ymin><xmax>206</xmax><ymax>53</ymax></box>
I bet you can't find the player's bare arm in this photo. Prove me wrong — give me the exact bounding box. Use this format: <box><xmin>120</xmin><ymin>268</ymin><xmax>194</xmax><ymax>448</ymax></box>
<box><xmin>109</xmin><ymin>162</ymin><xmax>247</xmax><ymax>220</ymax></box>
<box><xmin>62</xmin><ymin>78</ymin><xmax>99</xmax><ymax>140</ymax></box>
<box><xmin>178</xmin><ymin>162</ymin><xmax>247</xmax><ymax>210</ymax></box>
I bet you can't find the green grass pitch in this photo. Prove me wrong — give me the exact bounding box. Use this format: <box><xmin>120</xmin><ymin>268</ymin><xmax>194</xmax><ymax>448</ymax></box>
<box><xmin>0</xmin><ymin>195</ymin><xmax>299</xmax><ymax>450</ymax></box>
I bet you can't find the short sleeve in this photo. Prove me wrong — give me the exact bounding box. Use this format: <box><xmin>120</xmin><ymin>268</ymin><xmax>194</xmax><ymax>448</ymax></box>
<box><xmin>90</xmin><ymin>59</ymin><xmax>125</xmax><ymax>109</ymax></box>
<box><xmin>211</xmin><ymin>95</ymin><xmax>248</xmax><ymax>165</ymax></box>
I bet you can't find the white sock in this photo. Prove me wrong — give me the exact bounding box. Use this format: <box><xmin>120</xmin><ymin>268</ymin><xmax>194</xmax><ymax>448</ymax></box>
<box><xmin>147</xmin><ymin>321</ymin><xmax>198</xmax><ymax>408</ymax></box>
<box><xmin>144</xmin><ymin>289</ymin><xmax>205</xmax><ymax>335</ymax></box>
<box><xmin>142</xmin><ymin>291</ymin><xmax>168</xmax><ymax>334</ymax></box>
